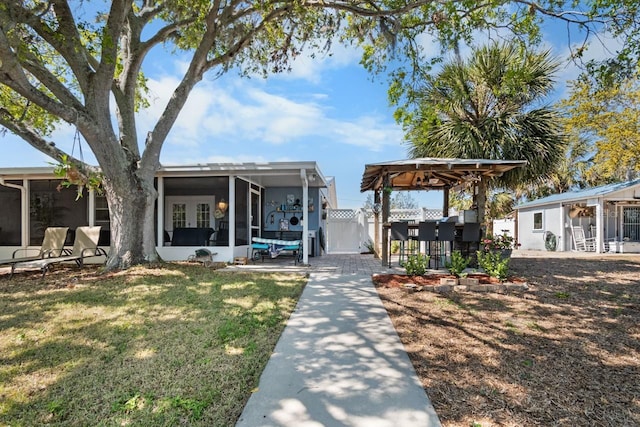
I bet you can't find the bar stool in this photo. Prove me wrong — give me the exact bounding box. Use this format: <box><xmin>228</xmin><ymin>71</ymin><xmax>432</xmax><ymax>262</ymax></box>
<box><xmin>461</xmin><ymin>223</ymin><xmax>481</xmax><ymax>266</ymax></box>
<box><xmin>436</xmin><ymin>222</ymin><xmax>456</xmax><ymax>269</ymax></box>
<box><xmin>418</xmin><ymin>221</ymin><xmax>437</xmax><ymax>268</ymax></box>
<box><xmin>389</xmin><ymin>222</ymin><xmax>409</xmax><ymax>267</ymax></box>
<box><xmin>461</xmin><ymin>223</ymin><xmax>481</xmax><ymax>255</ymax></box>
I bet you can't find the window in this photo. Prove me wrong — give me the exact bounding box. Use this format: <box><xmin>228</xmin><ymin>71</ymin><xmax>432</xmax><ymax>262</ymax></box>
<box><xmin>95</xmin><ymin>194</ymin><xmax>110</xmax><ymax>225</ymax></box>
<box><xmin>196</xmin><ymin>203</ymin><xmax>211</xmax><ymax>228</ymax></box>
<box><xmin>623</xmin><ymin>207</ymin><xmax>640</xmax><ymax>241</ymax></box>
<box><xmin>533</xmin><ymin>212</ymin><xmax>543</xmax><ymax>230</ymax></box>
<box><xmin>172</xmin><ymin>203</ymin><xmax>187</xmax><ymax>229</ymax></box>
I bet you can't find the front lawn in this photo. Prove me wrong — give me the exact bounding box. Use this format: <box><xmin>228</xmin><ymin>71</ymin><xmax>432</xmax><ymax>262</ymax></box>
<box><xmin>0</xmin><ymin>264</ymin><xmax>306</xmax><ymax>426</ymax></box>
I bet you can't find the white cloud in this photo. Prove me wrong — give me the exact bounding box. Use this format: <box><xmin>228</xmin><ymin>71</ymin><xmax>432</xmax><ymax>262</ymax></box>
<box><xmin>137</xmin><ymin>63</ymin><xmax>402</xmax><ymax>157</ymax></box>
<box><xmin>270</xmin><ymin>41</ymin><xmax>363</xmax><ymax>84</ymax></box>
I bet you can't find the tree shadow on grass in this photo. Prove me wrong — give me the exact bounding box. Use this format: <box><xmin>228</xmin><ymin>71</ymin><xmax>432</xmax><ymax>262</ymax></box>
<box><xmin>0</xmin><ymin>263</ymin><xmax>306</xmax><ymax>426</ymax></box>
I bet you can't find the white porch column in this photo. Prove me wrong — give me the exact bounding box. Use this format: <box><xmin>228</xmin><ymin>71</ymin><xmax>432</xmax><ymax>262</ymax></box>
<box><xmin>157</xmin><ymin>177</ymin><xmax>164</xmax><ymax>247</ymax></box>
<box><xmin>88</xmin><ymin>190</ymin><xmax>96</xmax><ymax>226</ymax></box>
<box><xmin>559</xmin><ymin>203</ymin><xmax>566</xmax><ymax>252</ymax></box>
<box><xmin>595</xmin><ymin>199</ymin><xmax>603</xmax><ymax>253</ymax></box>
<box><xmin>300</xmin><ymin>169</ymin><xmax>309</xmax><ymax>265</ymax></box>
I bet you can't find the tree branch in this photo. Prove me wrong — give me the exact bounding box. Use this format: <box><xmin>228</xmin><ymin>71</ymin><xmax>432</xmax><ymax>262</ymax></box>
<box><xmin>0</xmin><ymin>107</ymin><xmax>93</xmax><ymax>171</ymax></box>
<box><xmin>5</xmin><ymin>2</ymin><xmax>94</xmax><ymax>93</ymax></box>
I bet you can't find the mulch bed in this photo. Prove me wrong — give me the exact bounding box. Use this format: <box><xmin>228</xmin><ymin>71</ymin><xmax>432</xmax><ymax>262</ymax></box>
<box><xmin>372</xmin><ymin>273</ymin><xmax>524</xmax><ymax>287</ymax></box>
<box><xmin>374</xmin><ymin>255</ymin><xmax>640</xmax><ymax>426</ymax></box>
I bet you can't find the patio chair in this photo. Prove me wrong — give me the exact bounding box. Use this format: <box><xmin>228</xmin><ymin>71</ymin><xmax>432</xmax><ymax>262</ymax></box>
<box><xmin>571</xmin><ymin>226</ymin><xmax>596</xmax><ymax>252</ymax></box>
<box><xmin>11</xmin><ymin>226</ymin><xmax>107</xmax><ymax>278</ymax></box>
<box><xmin>0</xmin><ymin>227</ymin><xmax>69</xmax><ymax>267</ymax></box>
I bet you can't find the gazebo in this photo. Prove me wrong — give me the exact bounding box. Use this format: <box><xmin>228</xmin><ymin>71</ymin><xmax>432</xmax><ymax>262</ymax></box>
<box><xmin>360</xmin><ymin>158</ymin><xmax>527</xmax><ymax>265</ymax></box>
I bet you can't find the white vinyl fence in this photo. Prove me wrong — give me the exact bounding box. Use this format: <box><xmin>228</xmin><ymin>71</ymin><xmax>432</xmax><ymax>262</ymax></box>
<box><xmin>325</xmin><ymin>208</ymin><xmax>442</xmax><ymax>254</ymax></box>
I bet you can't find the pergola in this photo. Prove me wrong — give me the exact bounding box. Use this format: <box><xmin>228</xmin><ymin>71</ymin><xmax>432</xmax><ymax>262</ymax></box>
<box><xmin>360</xmin><ymin>158</ymin><xmax>527</xmax><ymax>264</ymax></box>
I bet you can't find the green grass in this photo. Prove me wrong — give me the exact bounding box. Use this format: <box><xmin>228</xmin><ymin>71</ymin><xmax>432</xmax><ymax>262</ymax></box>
<box><xmin>0</xmin><ymin>264</ymin><xmax>306</xmax><ymax>426</ymax></box>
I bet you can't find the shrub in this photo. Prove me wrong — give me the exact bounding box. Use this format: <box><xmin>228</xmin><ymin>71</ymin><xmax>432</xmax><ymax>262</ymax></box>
<box><xmin>477</xmin><ymin>250</ymin><xmax>510</xmax><ymax>281</ymax></box>
<box><xmin>446</xmin><ymin>250</ymin><xmax>469</xmax><ymax>277</ymax></box>
<box><xmin>362</xmin><ymin>240</ymin><xmax>375</xmax><ymax>254</ymax></box>
<box><xmin>405</xmin><ymin>254</ymin><xmax>430</xmax><ymax>276</ymax></box>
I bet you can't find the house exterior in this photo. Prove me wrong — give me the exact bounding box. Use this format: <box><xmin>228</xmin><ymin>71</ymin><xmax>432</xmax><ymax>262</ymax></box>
<box><xmin>515</xmin><ymin>179</ymin><xmax>640</xmax><ymax>253</ymax></box>
<box><xmin>0</xmin><ymin>162</ymin><xmax>336</xmax><ymax>264</ymax></box>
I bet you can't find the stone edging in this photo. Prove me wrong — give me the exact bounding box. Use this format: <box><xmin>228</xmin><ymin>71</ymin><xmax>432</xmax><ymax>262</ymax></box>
<box><xmin>403</xmin><ymin>282</ymin><xmax>529</xmax><ymax>294</ymax></box>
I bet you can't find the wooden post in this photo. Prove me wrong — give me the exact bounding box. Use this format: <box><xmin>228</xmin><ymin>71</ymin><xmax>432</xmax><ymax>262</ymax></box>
<box><xmin>374</xmin><ymin>190</ymin><xmax>381</xmax><ymax>258</ymax></box>
<box><xmin>442</xmin><ymin>186</ymin><xmax>450</xmax><ymax>218</ymax></box>
<box><xmin>381</xmin><ymin>184</ymin><xmax>390</xmax><ymax>267</ymax></box>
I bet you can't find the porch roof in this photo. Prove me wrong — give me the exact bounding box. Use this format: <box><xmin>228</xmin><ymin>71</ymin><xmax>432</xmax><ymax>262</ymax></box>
<box><xmin>0</xmin><ymin>161</ymin><xmax>330</xmax><ymax>189</ymax></box>
<box><xmin>158</xmin><ymin>161</ymin><xmax>329</xmax><ymax>189</ymax></box>
<box><xmin>360</xmin><ymin>157</ymin><xmax>527</xmax><ymax>192</ymax></box>
<box><xmin>516</xmin><ymin>179</ymin><xmax>640</xmax><ymax>209</ymax></box>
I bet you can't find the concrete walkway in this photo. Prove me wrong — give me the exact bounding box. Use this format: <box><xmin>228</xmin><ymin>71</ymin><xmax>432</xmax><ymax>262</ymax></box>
<box><xmin>235</xmin><ymin>267</ymin><xmax>441</xmax><ymax>427</ymax></box>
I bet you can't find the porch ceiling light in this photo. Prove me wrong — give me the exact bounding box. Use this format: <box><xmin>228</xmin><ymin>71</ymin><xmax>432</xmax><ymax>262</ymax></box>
<box><xmin>218</xmin><ymin>198</ymin><xmax>228</xmax><ymax>213</ymax></box>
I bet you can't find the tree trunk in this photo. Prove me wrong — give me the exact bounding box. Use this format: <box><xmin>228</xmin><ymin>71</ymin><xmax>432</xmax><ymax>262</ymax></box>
<box><xmin>102</xmin><ymin>172</ymin><xmax>158</xmax><ymax>270</ymax></box>
<box><xmin>143</xmin><ymin>183</ymin><xmax>161</xmax><ymax>263</ymax></box>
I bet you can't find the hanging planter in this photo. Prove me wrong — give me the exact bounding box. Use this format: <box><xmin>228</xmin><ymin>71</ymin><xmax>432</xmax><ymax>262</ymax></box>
<box><xmin>51</xmin><ymin>154</ymin><xmax>103</xmax><ymax>200</ymax></box>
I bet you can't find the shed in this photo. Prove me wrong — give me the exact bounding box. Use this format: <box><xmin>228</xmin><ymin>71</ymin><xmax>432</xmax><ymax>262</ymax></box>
<box><xmin>515</xmin><ymin>179</ymin><xmax>640</xmax><ymax>253</ymax></box>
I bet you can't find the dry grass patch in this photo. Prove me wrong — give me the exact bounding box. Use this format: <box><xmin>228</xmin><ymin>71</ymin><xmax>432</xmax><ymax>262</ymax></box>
<box><xmin>376</xmin><ymin>255</ymin><xmax>640</xmax><ymax>426</ymax></box>
<box><xmin>0</xmin><ymin>264</ymin><xmax>306</xmax><ymax>426</ymax></box>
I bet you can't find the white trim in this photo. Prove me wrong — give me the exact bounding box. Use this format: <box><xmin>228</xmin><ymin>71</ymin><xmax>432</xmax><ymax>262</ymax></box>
<box><xmin>88</xmin><ymin>190</ymin><xmax>96</xmax><ymax>226</ymax></box>
<box><xmin>301</xmin><ymin>169</ymin><xmax>309</xmax><ymax>265</ymax></box>
<box><xmin>229</xmin><ymin>176</ymin><xmax>235</xmax><ymax>249</ymax></box>
<box><xmin>595</xmin><ymin>200</ymin><xmax>603</xmax><ymax>253</ymax></box>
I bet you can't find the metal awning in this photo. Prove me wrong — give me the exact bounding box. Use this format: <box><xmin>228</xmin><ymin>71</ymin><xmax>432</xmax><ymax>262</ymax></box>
<box><xmin>360</xmin><ymin>158</ymin><xmax>527</xmax><ymax>192</ymax></box>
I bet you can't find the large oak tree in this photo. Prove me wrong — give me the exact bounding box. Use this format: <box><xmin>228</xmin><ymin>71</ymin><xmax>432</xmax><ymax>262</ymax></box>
<box><xmin>0</xmin><ymin>1</ymin><xmax>637</xmax><ymax>270</ymax></box>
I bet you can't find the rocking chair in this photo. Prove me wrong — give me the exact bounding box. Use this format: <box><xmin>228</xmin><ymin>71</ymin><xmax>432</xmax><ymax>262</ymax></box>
<box><xmin>571</xmin><ymin>226</ymin><xmax>596</xmax><ymax>252</ymax></box>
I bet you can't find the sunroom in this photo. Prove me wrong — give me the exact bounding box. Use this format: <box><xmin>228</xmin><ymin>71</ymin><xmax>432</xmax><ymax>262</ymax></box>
<box><xmin>0</xmin><ymin>161</ymin><xmax>334</xmax><ymax>264</ymax></box>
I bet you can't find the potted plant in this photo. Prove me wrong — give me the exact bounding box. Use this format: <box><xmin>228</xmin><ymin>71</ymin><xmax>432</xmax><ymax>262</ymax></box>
<box><xmin>481</xmin><ymin>233</ymin><xmax>519</xmax><ymax>258</ymax></box>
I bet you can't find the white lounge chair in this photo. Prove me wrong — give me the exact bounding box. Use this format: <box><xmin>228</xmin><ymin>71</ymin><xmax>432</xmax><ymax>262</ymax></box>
<box><xmin>11</xmin><ymin>226</ymin><xmax>107</xmax><ymax>278</ymax></box>
<box><xmin>0</xmin><ymin>227</ymin><xmax>69</xmax><ymax>267</ymax></box>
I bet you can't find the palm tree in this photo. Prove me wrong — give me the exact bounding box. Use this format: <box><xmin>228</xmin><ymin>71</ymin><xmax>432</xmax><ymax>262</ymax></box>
<box><xmin>514</xmin><ymin>135</ymin><xmax>591</xmax><ymax>202</ymax></box>
<box><xmin>405</xmin><ymin>42</ymin><xmax>566</xmax><ymax>224</ymax></box>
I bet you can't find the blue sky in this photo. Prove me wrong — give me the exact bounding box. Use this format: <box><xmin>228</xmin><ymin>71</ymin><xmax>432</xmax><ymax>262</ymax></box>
<box><xmin>0</xmin><ymin>18</ymin><xmax>617</xmax><ymax>209</ymax></box>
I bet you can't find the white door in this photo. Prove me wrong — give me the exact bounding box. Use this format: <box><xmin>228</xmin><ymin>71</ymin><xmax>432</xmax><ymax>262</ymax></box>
<box><xmin>165</xmin><ymin>196</ymin><xmax>215</xmax><ymax>234</ymax></box>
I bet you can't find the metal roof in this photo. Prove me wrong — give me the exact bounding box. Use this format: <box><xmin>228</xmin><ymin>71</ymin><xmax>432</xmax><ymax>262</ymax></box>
<box><xmin>516</xmin><ymin>179</ymin><xmax>640</xmax><ymax>209</ymax></box>
<box><xmin>0</xmin><ymin>161</ymin><xmax>330</xmax><ymax>189</ymax></box>
<box><xmin>360</xmin><ymin>158</ymin><xmax>527</xmax><ymax>192</ymax></box>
